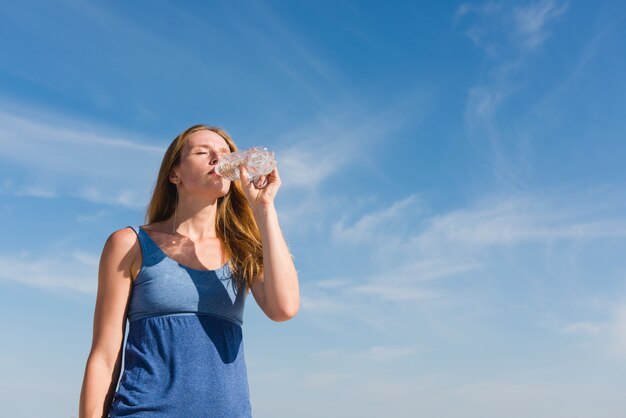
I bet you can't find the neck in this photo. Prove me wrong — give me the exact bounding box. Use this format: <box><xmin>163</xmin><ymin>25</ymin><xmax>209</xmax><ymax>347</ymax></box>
<box><xmin>171</xmin><ymin>193</ymin><xmax>220</xmax><ymax>240</ymax></box>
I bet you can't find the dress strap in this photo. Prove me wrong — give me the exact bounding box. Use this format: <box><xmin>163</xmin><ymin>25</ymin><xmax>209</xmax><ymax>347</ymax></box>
<box><xmin>126</xmin><ymin>225</ymin><xmax>147</xmax><ymax>259</ymax></box>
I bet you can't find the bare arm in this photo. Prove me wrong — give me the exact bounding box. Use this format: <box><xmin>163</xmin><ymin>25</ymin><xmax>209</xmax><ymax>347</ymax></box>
<box><xmin>237</xmin><ymin>165</ymin><xmax>299</xmax><ymax>321</ymax></box>
<box><xmin>79</xmin><ymin>228</ymin><xmax>137</xmax><ymax>418</ymax></box>
<box><xmin>250</xmin><ymin>203</ymin><xmax>300</xmax><ymax>322</ymax></box>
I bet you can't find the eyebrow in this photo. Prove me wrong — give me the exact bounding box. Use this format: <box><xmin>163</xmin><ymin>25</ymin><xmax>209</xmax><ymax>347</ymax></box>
<box><xmin>192</xmin><ymin>144</ymin><xmax>230</xmax><ymax>152</ymax></box>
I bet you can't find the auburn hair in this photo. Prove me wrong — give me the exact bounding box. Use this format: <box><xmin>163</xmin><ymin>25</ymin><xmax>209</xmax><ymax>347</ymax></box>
<box><xmin>145</xmin><ymin>124</ymin><xmax>263</xmax><ymax>291</ymax></box>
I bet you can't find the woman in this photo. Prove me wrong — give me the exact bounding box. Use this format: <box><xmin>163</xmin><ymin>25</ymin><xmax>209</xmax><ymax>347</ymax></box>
<box><xmin>79</xmin><ymin>125</ymin><xmax>299</xmax><ymax>417</ymax></box>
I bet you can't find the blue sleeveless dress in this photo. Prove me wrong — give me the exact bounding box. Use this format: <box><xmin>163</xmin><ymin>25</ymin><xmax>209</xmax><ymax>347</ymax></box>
<box><xmin>108</xmin><ymin>225</ymin><xmax>252</xmax><ymax>417</ymax></box>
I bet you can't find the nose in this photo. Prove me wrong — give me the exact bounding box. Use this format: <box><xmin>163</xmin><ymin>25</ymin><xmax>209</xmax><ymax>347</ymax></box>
<box><xmin>210</xmin><ymin>155</ymin><xmax>219</xmax><ymax>166</ymax></box>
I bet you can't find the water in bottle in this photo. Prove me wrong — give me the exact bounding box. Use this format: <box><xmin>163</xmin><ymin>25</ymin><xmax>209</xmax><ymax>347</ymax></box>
<box><xmin>215</xmin><ymin>146</ymin><xmax>276</xmax><ymax>185</ymax></box>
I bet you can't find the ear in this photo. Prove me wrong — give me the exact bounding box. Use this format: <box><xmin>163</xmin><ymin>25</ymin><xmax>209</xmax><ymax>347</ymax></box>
<box><xmin>169</xmin><ymin>168</ymin><xmax>180</xmax><ymax>185</ymax></box>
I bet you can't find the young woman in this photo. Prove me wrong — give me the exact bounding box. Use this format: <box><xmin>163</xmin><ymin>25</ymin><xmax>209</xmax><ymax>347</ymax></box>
<box><xmin>79</xmin><ymin>125</ymin><xmax>299</xmax><ymax>417</ymax></box>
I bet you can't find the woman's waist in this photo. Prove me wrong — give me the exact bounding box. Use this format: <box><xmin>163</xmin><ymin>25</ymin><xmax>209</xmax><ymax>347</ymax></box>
<box><xmin>128</xmin><ymin>310</ymin><xmax>244</xmax><ymax>326</ymax></box>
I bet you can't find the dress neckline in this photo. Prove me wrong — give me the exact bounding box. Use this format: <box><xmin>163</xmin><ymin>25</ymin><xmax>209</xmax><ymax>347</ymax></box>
<box><xmin>138</xmin><ymin>226</ymin><xmax>228</xmax><ymax>273</ymax></box>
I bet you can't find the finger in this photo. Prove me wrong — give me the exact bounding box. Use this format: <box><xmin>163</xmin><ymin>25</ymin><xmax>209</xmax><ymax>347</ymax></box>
<box><xmin>266</xmin><ymin>167</ymin><xmax>281</xmax><ymax>187</ymax></box>
<box><xmin>238</xmin><ymin>165</ymin><xmax>251</xmax><ymax>188</ymax></box>
<box><xmin>253</xmin><ymin>175</ymin><xmax>268</xmax><ymax>189</ymax></box>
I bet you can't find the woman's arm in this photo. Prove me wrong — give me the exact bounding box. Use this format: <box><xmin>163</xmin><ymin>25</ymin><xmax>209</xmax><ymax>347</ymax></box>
<box><xmin>250</xmin><ymin>203</ymin><xmax>300</xmax><ymax>321</ymax></box>
<box><xmin>79</xmin><ymin>228</ymin><xmax>136</xmax><ymax>418</ymax></box>
<box><xmin>238</xmin><ymin>166</ymin><xmax>300</xmax><ymax>321</ymax></box>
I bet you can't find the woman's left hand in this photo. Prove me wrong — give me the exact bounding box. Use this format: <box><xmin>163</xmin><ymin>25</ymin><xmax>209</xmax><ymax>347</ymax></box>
<box><xmin>238</xmin><ymin>165</ymin><xmax>281</xmax><ymax>212</ymax></box>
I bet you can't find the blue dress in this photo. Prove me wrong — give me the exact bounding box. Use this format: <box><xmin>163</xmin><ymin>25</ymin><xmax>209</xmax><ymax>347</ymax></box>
<box><xmin>108</xmin><ymin>225</ymin><xmax>252</xmax><ymax>417</ymax></box>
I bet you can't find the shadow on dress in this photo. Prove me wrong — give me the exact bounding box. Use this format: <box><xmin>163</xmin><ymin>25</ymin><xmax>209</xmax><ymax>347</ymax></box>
<box><xmin>197</xmin><ymin>315</ymin><xmax>244</xmax><ymax>364</ymax></box>
<box><xmin>193</xmin><ymin>272</ymin><xmax>247</xmax><ymax>365</ymax></box>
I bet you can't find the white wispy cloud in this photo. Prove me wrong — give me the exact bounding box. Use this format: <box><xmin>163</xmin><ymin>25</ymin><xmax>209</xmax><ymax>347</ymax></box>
<box><xmin>300</xmin><ymin>293</ymin><xmax>347</xmax><ymax>314</ymax></box>
<box><xmin>456</xmin><ymin>2</ymin><xmax>569</xmax><ymax>191</ymax></box>
<box><xmin>413</xmin><ymin>194</ymin><xmax>626</xmax><ymax>252</ymax></box>
<box><xmin>533</xmin><ymin>14</ymin><xmax>623</xmax><ymax>114</ymax></box>
<box><xmin>332</xmin><ymin>194</ymin><xmax>423</xmax><ymax>242</ymax></box>
<box><xmin>308</xmin><ymin>344</ymin><xmax>420</xmax><ymax>361</ymax></box>
<box><xmin>13</xmin><ymin>185</ymin><xmax>57</xmax><ymax>199</ymax></box>
<box><xmin>0</xmin><ymin>102</ymin><xmax>163</xmax><ymax>209</ymax></box>
<box><xmin>308</xmin><ymin>348</ymin><xmax>346</xmax><ymax>359</ymax></box>
<box><xmin>275</xmin><ymin>101</ymin><xmax>410</xmax><ymax>191</ymax></box>
<box><xmin>456</xmin><ymin>0</ymin><xmax>568</xmax><ymax>53</ymax></box>
<box><xmin>278</xmin><ymin>144</ymin><xmax>350</xmax><ymax>190</ymax></box>
<box><xmin>274</xmin><ymin>89</ymin><xmax>431</xmax><ymax>239</ymax></box>
<box><xmin>357</xmin><ymin>344</ymin><xmax>420</xmax><ymax>361</ymax></box>
<box><xmin>513</xmin><ymin>0</ymin><xmax>568</xmax><ymax>49</ymax></box>
<box><xmin>75</xmin><ymin>209</ymin><xmax>110</xmax><ymax>224</ymax></box>
<box><xmin>301</xmin><ymin>187</ymin><xmax>626</xmax><ymax>344</ymax></box>
<box><xmin>348</xmin><ymin>283</ymin><xmax>437</xmax><ymax>302</ymax></box>
<box><xmin>0</xmin><ymin>248</ymin><xmax>98</xmax><ymax>295</ymax></box>
<box><xmin>300</xmin><ymin>256</ymin><xmax>479</xmax><ymax>335</ymax></box>
<box><xmin>560</xmin><ymin>321</ymin><xmax>602</xmax><ymax>335</ymax></box>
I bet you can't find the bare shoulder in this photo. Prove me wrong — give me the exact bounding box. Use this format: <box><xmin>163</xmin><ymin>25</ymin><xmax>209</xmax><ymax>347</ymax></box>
<box><xmin>105</xmin><ymin>227</ymin><xmax>140</xmax><ymax>253</ymax></box>
<box><xmin>101</xmin><ymin>227</ymin><xmax>142</xmax><ymax>281</ymax></box>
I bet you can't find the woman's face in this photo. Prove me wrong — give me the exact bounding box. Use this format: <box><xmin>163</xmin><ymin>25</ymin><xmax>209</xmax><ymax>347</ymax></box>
<box><xmin>171</xmin><ymin>129</ymin><xmax>232</xmax><ymax>198</ymax></box>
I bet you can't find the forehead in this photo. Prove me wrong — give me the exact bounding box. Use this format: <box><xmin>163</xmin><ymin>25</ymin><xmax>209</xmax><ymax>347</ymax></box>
<box><xmin>185</xmin><ymin>130</ymin><xmax>230</xmax><ymax>151</ymax></box>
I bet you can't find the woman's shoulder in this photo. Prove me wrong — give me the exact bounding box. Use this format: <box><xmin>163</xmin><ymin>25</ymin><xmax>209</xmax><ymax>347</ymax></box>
<box><xmin>103</xmin><ymin>226</ymin><xmax>143</xmax><ymax>281</ymax></box>
<box><xmin>103</xmin><ymin>227</ymin><xmax>142</xmax><ymax>256</ymax></box>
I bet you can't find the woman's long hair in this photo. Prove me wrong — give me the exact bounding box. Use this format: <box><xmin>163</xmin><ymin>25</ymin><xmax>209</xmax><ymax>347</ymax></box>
<box><xmin>145</xmin><ymin>124</ymin><xmax>263</xmax><ymax>290</ymax></box>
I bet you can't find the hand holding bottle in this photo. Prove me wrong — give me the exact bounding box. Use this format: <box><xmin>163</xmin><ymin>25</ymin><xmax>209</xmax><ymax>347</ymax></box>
<box><xmin>214</xmin><ymin>145</ymin><xmax>279</xmax><ymax>210</ymax></box>
<box><xmin>238</xmin><ymin>164</ymin><xmax>281</xmax><ymax>212</ymax></box>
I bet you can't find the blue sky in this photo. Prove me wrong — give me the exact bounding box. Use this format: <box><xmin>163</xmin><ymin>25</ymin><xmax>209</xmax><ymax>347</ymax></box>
<box><xmin>1</xmin><ymin>1</ymin><xmax>626</xmax><ymax>417</ymax></box>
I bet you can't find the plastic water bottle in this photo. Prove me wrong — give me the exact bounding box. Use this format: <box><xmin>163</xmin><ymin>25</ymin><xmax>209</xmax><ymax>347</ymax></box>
<box><xmin>215</xmin><ymin>146</ymin><xmax>277</xmax><ymax>184</ymax></box>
